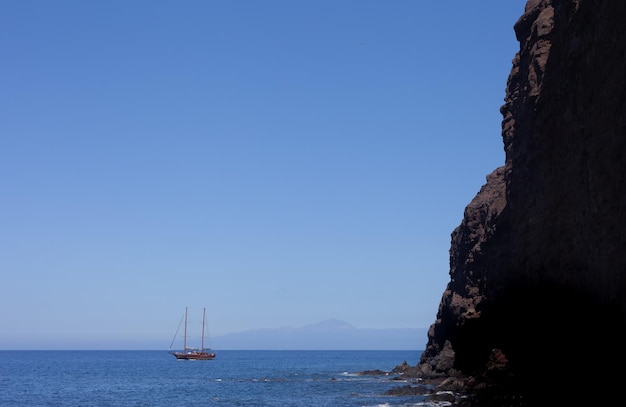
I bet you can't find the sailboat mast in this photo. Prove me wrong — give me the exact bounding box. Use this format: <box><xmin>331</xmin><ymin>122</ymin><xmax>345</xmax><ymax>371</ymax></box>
<box><xmin>201</xmin><ymin>307</ymin><xmax>206</xmax><ymax>351</ymax></box>
<box><xmin>183</xmin><ymin>307</ymin><xmax>188</xmax><ymax>351</ymax></box>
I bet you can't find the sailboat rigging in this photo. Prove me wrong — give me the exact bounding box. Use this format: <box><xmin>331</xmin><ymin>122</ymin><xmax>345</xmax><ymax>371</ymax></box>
<box><xmin>169</xmin><ymin>307</ymin><xmax>216</xmax><ymax>360</ymax></box>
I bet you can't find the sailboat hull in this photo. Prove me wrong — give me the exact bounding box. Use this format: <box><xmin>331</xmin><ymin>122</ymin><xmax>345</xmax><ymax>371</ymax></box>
<box><xmin>171</xmin><ymin>351</ymin><xmax>216</xmax><ymax>360</ymax></box>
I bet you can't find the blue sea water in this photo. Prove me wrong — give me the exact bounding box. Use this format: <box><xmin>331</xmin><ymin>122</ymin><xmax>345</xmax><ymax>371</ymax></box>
<box><xmin>0</xmin><ymin>350</ymin><xmax>431</xmax><ymax>407</ymax></box>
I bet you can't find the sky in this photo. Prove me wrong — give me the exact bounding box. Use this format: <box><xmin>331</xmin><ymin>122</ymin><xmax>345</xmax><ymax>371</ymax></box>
<box><xmin>1</xmin><ymin>1</ymin><xmax>527</xmax><ymax>350</ymax></box>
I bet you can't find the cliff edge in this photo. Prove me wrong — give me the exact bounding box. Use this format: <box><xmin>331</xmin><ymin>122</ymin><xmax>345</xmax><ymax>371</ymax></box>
<box><xmin>411</xmin><ymin>1</ymin><xmax>626</xmax><ymax>405</ymax></box>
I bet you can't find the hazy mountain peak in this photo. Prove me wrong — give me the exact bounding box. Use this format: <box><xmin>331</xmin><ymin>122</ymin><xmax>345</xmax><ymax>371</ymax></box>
<box><xmin>211</xmin><ymin>320</ymin><xmax>428</xmax><ymax>350</ymax></box>
<box><xmin>300</xmin><ymin>319</ymin><xmax>355</xmax><ymax>331</ymax></box>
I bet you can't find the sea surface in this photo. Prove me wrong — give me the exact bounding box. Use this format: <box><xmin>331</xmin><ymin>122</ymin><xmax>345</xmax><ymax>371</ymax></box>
<box><xmin>0</xmin><ymin>350</ymin><xmax>435</xmax><ymax>407</ymax></box>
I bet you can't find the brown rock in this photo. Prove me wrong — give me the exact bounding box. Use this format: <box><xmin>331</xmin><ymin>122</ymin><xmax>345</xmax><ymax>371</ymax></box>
<box><xmin>412</xmin><ymin>1</ymin><xmax>626</xmax><ymax>405</ymax></box>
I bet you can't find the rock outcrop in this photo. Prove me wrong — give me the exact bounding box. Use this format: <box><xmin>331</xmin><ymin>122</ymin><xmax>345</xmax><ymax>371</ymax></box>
<box><xmin>412</xmin><ymin>1</ymin><xmax>626</xmax><ymax>405</ymax></box>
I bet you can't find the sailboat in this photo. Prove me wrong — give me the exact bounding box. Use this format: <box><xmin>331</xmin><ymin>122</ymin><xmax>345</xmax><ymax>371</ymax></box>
<box><xmin>169</xmin><ymin>307</ymin><xmax>216</xmax><ymax>360</ymax></box>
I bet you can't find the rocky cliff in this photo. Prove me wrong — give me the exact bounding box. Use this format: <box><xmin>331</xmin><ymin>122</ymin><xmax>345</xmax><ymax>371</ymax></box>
<box><xmin>412</xmin><ymin>1</ymin><xmax>626</xmax><ymax>405</ymax></box>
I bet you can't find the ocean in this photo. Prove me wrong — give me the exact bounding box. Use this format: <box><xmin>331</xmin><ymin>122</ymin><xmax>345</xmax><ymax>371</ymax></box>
<box><xmin>0</xmin><ymin>350</ymin><xmax>433</xmax><ymax>407</ymax></box>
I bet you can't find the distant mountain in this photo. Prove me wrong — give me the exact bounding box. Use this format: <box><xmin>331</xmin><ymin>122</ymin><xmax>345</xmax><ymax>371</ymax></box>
<box><xmin>210</xmin><ymin>319</ymin><xmax>428</xmax><ymax>350</ymax></box>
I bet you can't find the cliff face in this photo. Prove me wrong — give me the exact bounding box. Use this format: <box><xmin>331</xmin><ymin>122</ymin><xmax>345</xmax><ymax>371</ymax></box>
<box><xmin>416</xmin><ymin>0</ymin><xmax>626</xmax><ymax>404</ymax></box>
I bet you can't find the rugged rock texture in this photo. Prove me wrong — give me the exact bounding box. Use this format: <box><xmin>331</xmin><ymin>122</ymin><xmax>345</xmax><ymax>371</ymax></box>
<box><xmin>412</xmin><ymin>1</ymin><xmax>626</xmax><ymax>405</ymax></box>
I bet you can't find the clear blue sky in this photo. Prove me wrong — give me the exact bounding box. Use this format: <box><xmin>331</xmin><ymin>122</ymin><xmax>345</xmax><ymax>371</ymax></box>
<box><xmin>1</xmin><ymin>1</ymin><xmax>526</xmax><ymax>350</ymax></box>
